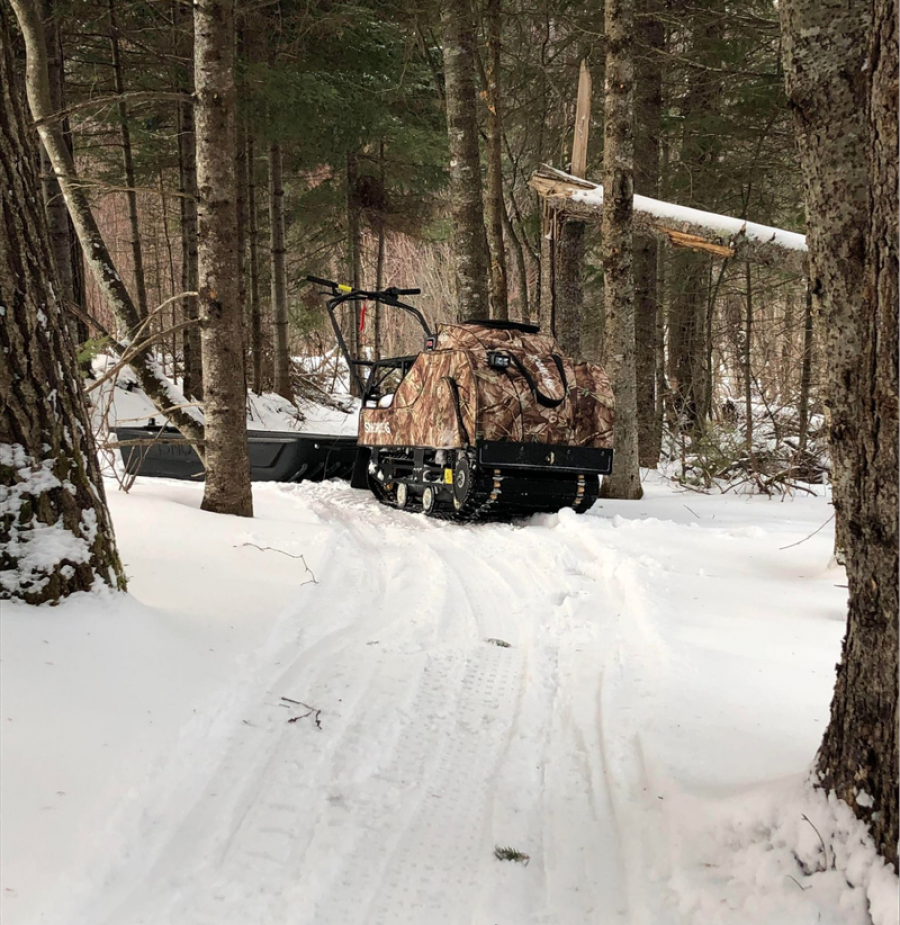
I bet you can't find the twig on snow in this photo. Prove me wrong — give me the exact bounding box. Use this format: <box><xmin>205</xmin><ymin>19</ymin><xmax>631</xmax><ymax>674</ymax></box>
<box><xmin>779</xmin><ymin>515</ymin><xmax>835</xmax><ymax>551</ymax></box>
<box><xmin>801</xmin><ymin>813</ymin><xmax>831</xmax><ymax>870</ymax></box>
<box><xmin>238</xmin><ymin>543</ymin><xmax>318</xmax><ymax>584</ymax></box>
<box><xmin>281</xmin><ymin>696</ymin><xmax>323</xmax><ymax>729</ymax></box>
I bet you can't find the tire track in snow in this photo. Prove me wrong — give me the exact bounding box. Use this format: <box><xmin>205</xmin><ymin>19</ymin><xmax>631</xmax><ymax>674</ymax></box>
<box><xmin>80</xmin><ymin>488</ymin><xmax>668</xmax><ymax>925</ymax></box>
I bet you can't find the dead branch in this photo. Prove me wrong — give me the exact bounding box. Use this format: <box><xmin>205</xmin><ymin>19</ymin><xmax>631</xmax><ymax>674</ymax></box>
<box><xmin>33</xmin><ymin>90</ymin><xmax>191</xmax><ymax>127</ymax></box>
<box><xmin>238</xmin><ymin>543</ymin><xmax>318</xmax><ymax>585</ymax></box>
<box><xmin>281</xmin><ymin>697</ymin><xmax>323</xmax><ymax>729</ymax></box>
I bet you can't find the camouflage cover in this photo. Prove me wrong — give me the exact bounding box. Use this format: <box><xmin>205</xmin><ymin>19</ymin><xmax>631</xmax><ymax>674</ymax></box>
<box><xmin>359</xmin><ymin>322</ymin><xmax>615</xmax><ymax>450</ymax></box>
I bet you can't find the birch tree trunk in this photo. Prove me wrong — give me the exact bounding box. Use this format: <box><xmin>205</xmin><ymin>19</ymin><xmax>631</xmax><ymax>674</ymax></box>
<box><xmin>600</xmin><ymin>0</ymin><xmax>642</xmax><ymax>500</ymax></box>
<box><xmin>441</xmin><ymin>0</ymin><xmax>490</xmax><ymax>321</ymax></box>
<box><xmin>194</xmin><ymin>0</ymin><xmax>253</xmax><ymax>516</ymax></box>
<box><xmin>268</xmin><ymin>141</ymin><xmax>291</xmax><ymax>399</ymax></box>
<box><xmin>9</xmin><ymin>0</ymin><xmax>205</xmax><ymax>449</ymax></box>
<box><xmin>1</xmin><ymin>6</ymin><xmax>125</xmax><ymax>603</ymax></box>
<box><xmin>39</xmin><ymin>0</ymin><xmax>84</xmax><ymax>348</ymax></box>
<box><xmin>782</xmin><ymin>0</ymin><xmax>898</xmax><ymax>868</ymax></box>
<box><xmin>483</xmin><ymin>0</ymin><xmax>508</xmax><ymax>321</ymax></box>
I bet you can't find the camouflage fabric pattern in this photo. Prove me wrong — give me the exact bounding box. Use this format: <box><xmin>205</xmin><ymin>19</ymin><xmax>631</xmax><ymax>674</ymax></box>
<box><xmin>359</xmin><ymin>322</ymin><xmax>615</xmax><ymax>449</ymax></box>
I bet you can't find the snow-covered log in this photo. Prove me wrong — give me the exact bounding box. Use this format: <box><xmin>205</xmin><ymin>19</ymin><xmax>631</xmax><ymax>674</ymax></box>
<box><xmin>529</xmin><ymin>165</ymin><xmax>808</xmax><ymax>274</ymax></box>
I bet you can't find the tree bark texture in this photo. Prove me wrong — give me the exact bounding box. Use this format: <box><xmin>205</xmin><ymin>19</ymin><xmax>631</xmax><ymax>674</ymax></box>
<box><xmin>107</xmin><ymin>0</ymin><xmax>148</xmax><ymax>318</ymax></box>
<box><xmin>483</xmin><ymin>0</ymin><xmax>508</xmax><ymax>320</ymax></box>
<box><xmin>634</xmin><ymin>0</ymin><xmax>664</xmax><ymax>466</ymax></box>
<box><xmin>9</xmin><ymin>0</ymin><xmax>205</xmax><ymax>450</ymax></box>
<box><xmin>441</xmin><ymin>0</ymin><xmax>490</xmax><ymax>322</ymax></box>
<box><xmin>782</xmin><ymin>0</ymin><xmax>869</xmax><ymax>526</ymax></box>
<box><xmin>555</xmin><ymin>221</ymin><xmax>585</xmax><ymax>357</ymax></box>
<box><xmin>194</xmin><ymin>0</ymin><xmax>253</xmax><ymax>516</ymax></box>
<box><xmin>0</xmin><ymin>6</ymin><xmax>125</xmax><ymax>603</ymax></box>
<box><xmin>177</xmin><ymin>92</ymin><xmax>201</xmax><ymax>399</ymax></box>
<box><xmin>782</xmin><ymin>0</ymin><xmax>898</xmax><ymax>867</ymax></box>
<box><xmin>797</xmin><ymin>283</ymin><xmax>814</xmax><ymax>454</ymax></box>
<box><xmin>235</xmin><ymin>109</ymin><xmax>248</xmax><ymax>388</ymax></box>
<box><xmin>743</xmin><ymin>262</ymin><xmax>754</xmax><ymax>457</ymax></box>
<box><xmin>600</xmin><ymin>0</ymin><xmax>642</xmax><ymax>500</ymax></box>
<box><xmin>268</xmin><ymin>141</ymin><xmax>290</xmax><ymax>399</ymax></box>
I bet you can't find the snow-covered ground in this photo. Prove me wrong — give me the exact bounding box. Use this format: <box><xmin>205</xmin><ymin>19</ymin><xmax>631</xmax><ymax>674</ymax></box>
<box><xmin>2</xmin><ymin>473</ymin><xmax>897</xmax><ymax>925</ymax></box>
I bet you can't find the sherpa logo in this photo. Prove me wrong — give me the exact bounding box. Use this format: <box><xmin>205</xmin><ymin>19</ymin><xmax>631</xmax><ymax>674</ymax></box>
<box><xmin>365</xmin><ymin>421</ymin><xmax>391</xmax><ymax>435</ymax></box>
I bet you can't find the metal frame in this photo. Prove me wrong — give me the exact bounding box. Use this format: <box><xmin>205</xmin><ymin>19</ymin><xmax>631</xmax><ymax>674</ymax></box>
<box><xmin>306</xmin><ymin>276</ymin><xmax>431</xmax><ymax>400</ymax></box>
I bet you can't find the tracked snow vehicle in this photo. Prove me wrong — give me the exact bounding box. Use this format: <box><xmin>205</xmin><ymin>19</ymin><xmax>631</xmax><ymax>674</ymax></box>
<box><xmin>307</xmin><ymin>275</ymin><xmax>615</xmax><ymax>520</ymax></box>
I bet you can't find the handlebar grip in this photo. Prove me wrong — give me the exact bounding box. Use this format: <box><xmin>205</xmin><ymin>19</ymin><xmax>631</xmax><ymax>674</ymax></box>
<box><xmin>394</xmin><ymin>288</ymin><xmax>421</xmax><ymax>296</ymax></box>
<box><xmin>306</xmin><ymin>275</ymin><xmax>337</xmax><ymax>288</ymax></box>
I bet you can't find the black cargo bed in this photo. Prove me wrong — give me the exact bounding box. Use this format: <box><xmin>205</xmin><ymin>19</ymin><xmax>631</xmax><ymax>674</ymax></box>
<box><xmin>114</xmin><ymin>426</ymin><xmax>358</xmax><ymax>483</ymax></box>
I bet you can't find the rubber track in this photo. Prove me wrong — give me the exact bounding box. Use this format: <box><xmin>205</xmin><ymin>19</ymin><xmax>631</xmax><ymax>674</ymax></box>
<box><xmin>372</xmin><ymin>468</ymin><xmax>598</xmax><ymax>523</ymax></box>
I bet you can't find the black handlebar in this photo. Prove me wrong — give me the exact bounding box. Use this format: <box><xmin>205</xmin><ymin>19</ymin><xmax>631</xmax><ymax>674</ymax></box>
<box><xmin>305</xmin><ymin>273</ymin><xmax>430</xmax><ymax>398</ymax></box>
<box><xmin>306</xmin><ymin>274</ymin><xmax>337</xmax><ymax>288</ymax></box>
<box><xmin>304</xmin><ymin>276</ymin><xmax>420</xmax><ymax>299</ymax></box>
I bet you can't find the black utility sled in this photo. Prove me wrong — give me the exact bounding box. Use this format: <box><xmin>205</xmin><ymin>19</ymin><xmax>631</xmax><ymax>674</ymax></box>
<box><xmin>114</xmin><ymin>425</ymin><xmax>358</xmax><ymax>483</ymax></box>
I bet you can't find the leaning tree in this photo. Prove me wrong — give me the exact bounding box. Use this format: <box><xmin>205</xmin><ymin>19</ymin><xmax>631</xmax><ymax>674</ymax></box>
<box><xmin>0</xmin><ymin>3</ymin><xmax>126</xmax><ymax>604</ymax></box>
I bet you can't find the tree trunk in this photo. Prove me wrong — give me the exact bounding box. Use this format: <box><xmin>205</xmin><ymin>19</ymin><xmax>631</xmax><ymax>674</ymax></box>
<box><xmin>502</xmin><ymin>199</ymin><xmax>530</xmax><ymax>322</ymax></box>
<box><xmin>782</xmin><ymin>0</ymin><xmax>898</xmax><ymax>868</ymax></box>
<box><xmin>38</xmin><ymin>0</ymin><xmax>86</xmax><ymax>350</ymax></box>
<box><xmin>483</xmin><ymin>0</ymin><xmax>508</xmax><ymax>320</ymax></box>
<box><xmin>374</xmin><ymin>141</ymin><xmax>386</xmax><ymax>362</ymax></box>
<box><xmin>599</xmin><ymin>0</ymin><xmax>642</xmax><ymax>500</ymax></box>
<box><xmin>10</xmin><ymin>0</ymin><xmax>205</xmax><ymax>450</ymax></box>
<box><xmin>194</xmin><ymin>0</ymin><xmax>253</xmax><ymax>517</ymax></box>
<box><xmin>346</xmin><ymin>149</ymin><xmax>363</xmax><ymax>345</ymax></box>
<box><xmin>666</xmin><ymin>253</ymin><xmax>705</xmax><ymax>429</ymax></box>
<box><xmin>247</xmin><ymin>133</ymin><xmax>263</xmax><ymax>394</ymax></box>
<box><xmin>556</xmin><ymin>222</ymin><xmax>586</xmax><ymax>357</ymax></box>
<box><xmin>107</xmin><ymin>0</ymin><xmax>148</xmax><ymax>318</ymax></box>
<box><xmin>175</xmin><ymin>0</ymin><xmax>201</xmax><ymax>399</ymax></box>
<box><xmin>440</xmin><ymin>0</ymin><xmax>490</xmax><ymax>321</ymax></box>
<box><xmin>235</xmin><ymin>106</ymin><xmax>248</xmax><ymax>380</ymax></box>
<box><xmin>797</xmin><ymin>283</ymin><xmax>813</xmax><ymax>454</ymax></box>
<box><xmin>743</xmin><ymin>262</ymin><xmax>754</xmax><ymax>459</ymax></box>
<box><xmin>374</xmin><ymin>221</ymin><xmax>385</xmax><ymax>361</ymax></box>
<box><xmin>268</xmin><ymin>141</ymin><xmax>290</xmax><ymax>399</ymax></box>
<box><xmin>0</xmin><ymin>5</ymin><xmax>125</xmax><ymax>603</ymax></box>
<box><xmin>634</xmin><ymin>0</ymin><xmax>664</xmax><ymax>467</ymax></box>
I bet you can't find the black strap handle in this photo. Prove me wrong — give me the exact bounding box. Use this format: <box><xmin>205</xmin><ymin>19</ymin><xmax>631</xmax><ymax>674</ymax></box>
<box><xmin>506</xmin><ymin>353</ymin><xmax>568</xmax><ymax>408</ymax></box>
<box><xmin>441</xmin><ymin>376</ymin><xmax>471</xmax><ymax>444</ymax></box>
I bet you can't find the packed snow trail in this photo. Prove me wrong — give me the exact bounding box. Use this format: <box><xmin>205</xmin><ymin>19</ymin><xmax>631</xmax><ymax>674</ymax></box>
<box><xmin>75</xmin><ymin>484</ymin><xmax>650</xmax><ymax>925</ymax></box>
<box><xmin>5</xmin><ymin>474</ymin><xmax>888</xmax><ymax>925</ymax></box>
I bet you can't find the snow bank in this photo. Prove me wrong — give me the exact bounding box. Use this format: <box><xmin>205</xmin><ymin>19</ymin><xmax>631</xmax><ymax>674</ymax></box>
<box><xmin>652</xmin><ymin>777</ymin><xmax>898</xmax><ymax>925</ymax></box>
<box><xmin>89</xmin><ymin>354</ymin><xmax>359</xmax><ymax>436</ymax></box>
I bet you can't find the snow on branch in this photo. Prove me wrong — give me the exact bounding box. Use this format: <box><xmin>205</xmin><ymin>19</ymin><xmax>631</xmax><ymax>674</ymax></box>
<box><xmin>529</xmin><ymin>165</ymin><xmax>808</xmax><ymax>274</ymax></box>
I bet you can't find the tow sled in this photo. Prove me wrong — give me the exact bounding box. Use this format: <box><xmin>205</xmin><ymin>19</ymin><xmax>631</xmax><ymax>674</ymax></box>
<box><xmin>307</xmin><ymin>275</ymin><xmax>615</xmax><ymax>521</ymax></box>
